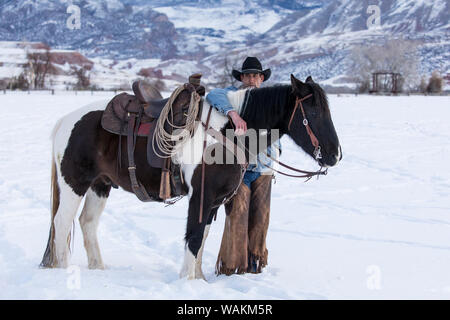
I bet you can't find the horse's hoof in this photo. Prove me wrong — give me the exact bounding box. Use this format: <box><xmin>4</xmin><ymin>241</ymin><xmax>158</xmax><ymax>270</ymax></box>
<box><xmin>195</xmin><ymin>272</ymin><xmax>207</xmax><ymax>281</ymax></box>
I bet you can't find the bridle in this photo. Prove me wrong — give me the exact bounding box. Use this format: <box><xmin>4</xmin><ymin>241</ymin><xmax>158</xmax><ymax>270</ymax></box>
<box><xmin>255</xmin><ymin>92</ymin><xmax>327</xmax><ymax>180</ymax></box>
<box><xmin>288</xmin><ymin>93</ymin><xmax>322</xmax><ymax>161</ymax></box>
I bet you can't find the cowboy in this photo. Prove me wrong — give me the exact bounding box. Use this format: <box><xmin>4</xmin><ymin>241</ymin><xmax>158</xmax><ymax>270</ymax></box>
<box><xmin>206</xmin><ymin>56</ymin><xmax>281</xmax><ymax>275</ymax></box>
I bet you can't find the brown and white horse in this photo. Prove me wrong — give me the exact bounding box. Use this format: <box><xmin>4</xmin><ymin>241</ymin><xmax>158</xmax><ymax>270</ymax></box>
<box><xmin>40</xmin><ymin>74</ymin><xmax>341</xmax><ymax>279</ymax></box>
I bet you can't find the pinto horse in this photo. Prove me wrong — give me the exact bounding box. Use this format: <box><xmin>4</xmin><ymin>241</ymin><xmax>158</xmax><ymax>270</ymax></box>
<box><xmin>40</xmin><ymin>74</ymin><xmax>341</xmax><ymax>279</ymax></box>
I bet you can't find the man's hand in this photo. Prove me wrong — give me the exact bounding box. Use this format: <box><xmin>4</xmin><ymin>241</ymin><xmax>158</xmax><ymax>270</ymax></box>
<box><xmin>228</xmin><ymin>110</ymin><xmax>247</xmax><ymax>135</ymax></box>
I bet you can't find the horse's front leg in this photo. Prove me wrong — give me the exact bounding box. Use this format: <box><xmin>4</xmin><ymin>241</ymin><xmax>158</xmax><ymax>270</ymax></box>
<box><xmin>195</xmin><ymin>207</ymin><xmax>218</xmax><ymax>279</ymax></box>
<box><xmin>180</xmin><ymin>193</ymin><xmax>216</xmax><ymax>280</ymax></box>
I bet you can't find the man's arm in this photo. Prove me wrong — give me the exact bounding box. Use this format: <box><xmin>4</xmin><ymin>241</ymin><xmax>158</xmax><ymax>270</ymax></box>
<box><xmin>206</xmin><ymin>87</ymin><xmax>247</xmax><ymax>134</ymax></box>
<box><xmin>206</xmin><ymin>87</ymin><xmax>235</xmax><ymax>115</ymax></box>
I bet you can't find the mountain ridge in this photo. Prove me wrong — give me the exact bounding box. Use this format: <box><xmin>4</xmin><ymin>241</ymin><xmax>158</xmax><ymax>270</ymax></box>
<box><xmin>0</xmin><ymin>0</ymin><xmax>448</xmax><ymax>88</ymax></box>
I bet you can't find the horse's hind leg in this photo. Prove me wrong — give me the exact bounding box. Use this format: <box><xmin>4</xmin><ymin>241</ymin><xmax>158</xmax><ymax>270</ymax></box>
<box><xmin>52</xmin><ymin>176</ymin><xmax>84</xmax><ymax>268</ymax></box>
<box><xmin>79</xmin><ymin>181</ymin><xmax>111</xmax><ymax>269</ymax></box>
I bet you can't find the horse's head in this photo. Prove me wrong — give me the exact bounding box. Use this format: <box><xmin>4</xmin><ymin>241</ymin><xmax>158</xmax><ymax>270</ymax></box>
<box><xmin>285</xmin><ymin>74</ymin><xmax>342</xmax><ymax>167</ymax></box>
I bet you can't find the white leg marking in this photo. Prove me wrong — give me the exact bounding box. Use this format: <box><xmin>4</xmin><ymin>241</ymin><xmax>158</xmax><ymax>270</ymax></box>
<box><xmin>180</xmin><ymin>246</ymin><xmax>197</xmax><ymax>280</ymax></box>
<box><xmin>179</xmin><ymin>225</ymin><xmax>211</xmax><ymax>281</ymax></box>
<box><xmin>79</xmin><ymin>188</ymin><xmax>107</xmax><ymax>269</ymax></box>
<box><xmin>195</xmin><ymin>224</ymin><xmax>210</xmax><ymax>280</ymax></box>
<box><xmin>53</xmin><ymin>173</ymin><xmax>83</xmax><ymax>268</ymax></box>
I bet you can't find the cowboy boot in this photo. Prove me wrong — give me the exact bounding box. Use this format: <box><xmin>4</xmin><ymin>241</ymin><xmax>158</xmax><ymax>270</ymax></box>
<box><xmin>247</xmin><ymin>174</ymin><xmax>272</xmax><ymax>273</ymax></box>
<box><xmin>215</xmin><ymin>183</ymin><xmax>251</xmax><ymax>275</ymax></box>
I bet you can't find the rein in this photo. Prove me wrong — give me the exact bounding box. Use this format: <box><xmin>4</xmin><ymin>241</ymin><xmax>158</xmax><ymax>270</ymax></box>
<box><xmin>261</xmin><ymin>151</ymin><xmax>327</xmax><ymax>181</ymax></box>
<box><xmin>198</xmin><ymin>106</ymin><xmax>213</xmax><ymax>224</ymax></box>
<box><xmin>234</xmin><ymin>136</ymin><xmax>327</xmax><ymax>181</ymax></box>
<box><xmin>234</xmin><ymin>91</ymin><xmax>327</xmax><ymax>180</ymax></box>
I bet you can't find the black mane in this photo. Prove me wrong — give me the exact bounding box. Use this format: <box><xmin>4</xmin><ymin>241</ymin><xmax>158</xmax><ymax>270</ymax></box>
<box><xmin>240</xmin><ymin>84</ymin><xmax>292</xmax><ymax>129</ymax></box>
<box><xmin>308</xmin><ymin>82</ymin><xmax>329</xmax><ymax>115</ymax></box>
<box><xmin>240</xmin><ymin>82</ymin><xmax>329</xmax><ymax>130</ymax></box>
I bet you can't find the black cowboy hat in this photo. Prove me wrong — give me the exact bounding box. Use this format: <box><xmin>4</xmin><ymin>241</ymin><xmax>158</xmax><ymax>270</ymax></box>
<box><xmin>232</xmin><ymin>56</ymin><xmax>271</xmax><ymax>82</ymax></box>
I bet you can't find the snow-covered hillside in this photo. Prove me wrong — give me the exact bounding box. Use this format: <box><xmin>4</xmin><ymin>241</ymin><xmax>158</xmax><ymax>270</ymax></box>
<box><xmin>0</xmin><ymin>0</ymin><xmax>177</xmax><ymax>59</ymax></box>
<box><xmin>0</xmin><ymin>91</ymin><xmax>449</xmax><ymax>299</ymax></box>
<box><xmin>0</xmin><ymin>0</ymin><xmax>448</xmax><ymax>88</ymax></box>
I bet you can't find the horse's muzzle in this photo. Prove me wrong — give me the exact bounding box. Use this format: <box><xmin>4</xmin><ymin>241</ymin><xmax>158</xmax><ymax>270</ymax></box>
<box><xmin>319</xmin><ymin>145</ymin><xmax>342</xmax><ymax>168</ymax></box>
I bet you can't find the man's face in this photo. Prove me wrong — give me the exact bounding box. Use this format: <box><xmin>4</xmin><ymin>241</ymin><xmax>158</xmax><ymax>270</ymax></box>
<box><xmin>240</xmin><ymin>73</ymin><xmax>264</xmax><ymax>88</ymax></box>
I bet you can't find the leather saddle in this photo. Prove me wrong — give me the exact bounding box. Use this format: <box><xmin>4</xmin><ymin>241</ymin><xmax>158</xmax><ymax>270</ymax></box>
<box><xmin>100</xmin><ymin>74</ymin><xmax>204</xmax><ymax>202</ymax></box>
<box><xmin>102</xmin><ymin>84</ymin><xmax>167</xmax><ymax>137</ymax></box>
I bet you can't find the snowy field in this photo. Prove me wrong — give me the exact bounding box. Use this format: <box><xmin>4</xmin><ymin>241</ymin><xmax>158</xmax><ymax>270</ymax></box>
<box><xmin>0</xmin><ymin>91</ymin><xmax>449</xmax><ymax>299</ymax></box>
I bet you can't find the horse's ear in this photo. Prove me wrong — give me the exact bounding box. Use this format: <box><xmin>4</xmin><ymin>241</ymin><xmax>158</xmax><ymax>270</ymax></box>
<box><xmin>290</xmin><ymin>74</ymin><xmax>308</xmax><ymax>95</ymax></box>
<box><xmin>290</xmin><ymin>74</ymin><xmax>304</xmax><ymax>89</ymax></box>
<box><xmin>306</xmin><ymin>76</ymin><xmax>313</xmax><ymax>83</ymax></box>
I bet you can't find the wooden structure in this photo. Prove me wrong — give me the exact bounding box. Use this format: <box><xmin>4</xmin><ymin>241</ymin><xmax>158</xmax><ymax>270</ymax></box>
<box><xmin>370</xmin><ymin>72</ymin><xmax>401</xmax><ymax>94</ymax></box>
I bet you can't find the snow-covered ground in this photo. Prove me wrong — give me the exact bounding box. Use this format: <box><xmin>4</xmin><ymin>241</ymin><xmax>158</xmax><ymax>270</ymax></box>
<box><xmin>0</xmin><ymin>91</ymin><xmax>449</xmax><ymax>299</ymax></box>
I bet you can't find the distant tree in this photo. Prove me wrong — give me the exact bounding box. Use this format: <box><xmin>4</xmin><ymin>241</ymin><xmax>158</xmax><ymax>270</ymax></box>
<box><xmin>426</xmin><ymin>71</ymin><xmax>443</xmax><ymax>93</ymax></box>
<box><xmin>349</xmin><ymin>38</ymin><xmax>420</xmax><ymax>93</ymax></box>
<box><xmin>25</xmin><ymin>48</ymin><xmax>53</xmax><ymax>89</ymax></box>
<box><xmin>71</xmin><ymin>65</ymin><xmax>91</xmax><ymax>89</ymax></box>
<box><xmin>211</xmin><ymin>52</ymin><xmax>245</xmax><ymax>89</ymax></box>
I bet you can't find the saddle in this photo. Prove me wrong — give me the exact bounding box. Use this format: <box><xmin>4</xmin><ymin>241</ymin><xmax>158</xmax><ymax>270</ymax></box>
<box><xmin>101</xmin><ymin>75</ymin><xmax>205</xmax><ymax>202</ymax></box>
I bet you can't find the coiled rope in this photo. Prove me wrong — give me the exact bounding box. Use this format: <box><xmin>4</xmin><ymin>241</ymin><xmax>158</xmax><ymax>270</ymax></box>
<box><xmin>152</xmin><ymin>85</ymin><xmax>201</xmax><ymax>158</ymax></box>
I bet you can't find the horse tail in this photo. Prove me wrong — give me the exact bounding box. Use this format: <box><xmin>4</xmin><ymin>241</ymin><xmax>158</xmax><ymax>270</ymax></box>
<box><xmin>40</xmin><ymin>123</ymin><xmax>62</xmax><ymax>268</ymax></box>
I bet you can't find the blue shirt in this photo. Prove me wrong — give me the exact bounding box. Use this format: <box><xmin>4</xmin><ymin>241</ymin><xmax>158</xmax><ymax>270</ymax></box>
<box><xmin>206</xmin><ymin>86</ymin><xmax>281</xmax><ymax>180</ymax></box>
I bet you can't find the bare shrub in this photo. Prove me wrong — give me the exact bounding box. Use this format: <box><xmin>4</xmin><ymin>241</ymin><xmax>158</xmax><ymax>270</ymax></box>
<box><xmin>426</xmin><ymin>71</ymin><xmax>443</xmax><ymax>93</ymax></box>
<box><xmin>8</xmin><ymin>73</ymin><xmax>30</xmax><ymax>90</ymax></box>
